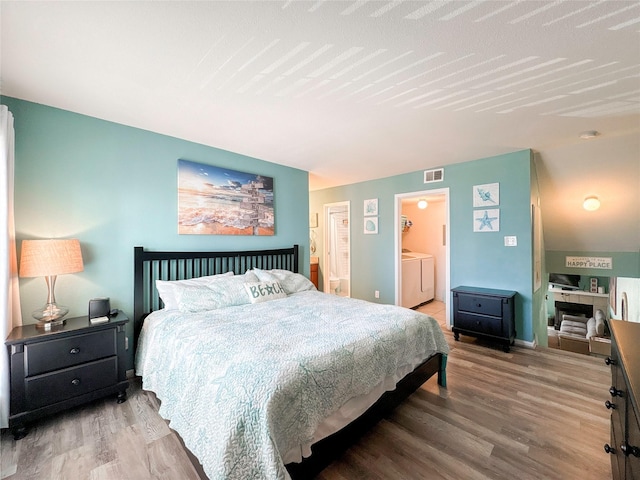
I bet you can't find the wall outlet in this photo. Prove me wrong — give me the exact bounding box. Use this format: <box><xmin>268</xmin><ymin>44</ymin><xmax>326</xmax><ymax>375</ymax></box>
<box><xmin>374</xmin><ymin>290</ymin><xmax>379</xmax><ymax>298</ymax></box>
<box><xmin>504</xmin><ymin>236</ymin><xmax>517</xmax><ymax>246</ymax></box>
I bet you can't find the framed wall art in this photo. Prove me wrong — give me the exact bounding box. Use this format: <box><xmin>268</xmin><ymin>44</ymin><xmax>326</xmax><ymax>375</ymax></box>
<box><xmin>364</xmin><ymin>198</ymin><xmax>378</xmax><ymax>216</ymax></box>
<box><xmin>364</xmin><ymin>217</ymin><xmax>378</xmax><ymax>234</ymax></box>
<box><xmin>473</xmin><ymin>209</ymin><xmax>500</xmax><ymax>232</ymax></box>
<box><xmin>177</xmin><ymin>159</ymin><xmax>274</xmax><ymax>235</ymax></box>
<box><xmin>473</xmin><ymin>183</ymin><xmax>499</xmax><ymax>208</ymax></box>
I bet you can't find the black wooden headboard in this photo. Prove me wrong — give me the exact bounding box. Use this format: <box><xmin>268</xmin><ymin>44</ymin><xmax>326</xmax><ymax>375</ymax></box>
<box><xmin>133</xmin><ymin>244</ymin><xmax>299</xmax><ymax>344</ymax></box>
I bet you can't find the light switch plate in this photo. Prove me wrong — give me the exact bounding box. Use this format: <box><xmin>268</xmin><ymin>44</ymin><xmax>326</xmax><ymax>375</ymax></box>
<box><xmin>504</xmin><ymin>236</ymin><xmax>517</xmax><ymax>246</ymax></box>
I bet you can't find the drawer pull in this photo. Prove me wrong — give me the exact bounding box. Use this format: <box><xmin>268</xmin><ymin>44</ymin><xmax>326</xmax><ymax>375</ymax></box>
<box><xmin>69</xmin><ymin>347</ymin><xmax>80</xmax><ymax>355</ymax></box>
<box><xmin>71</xmin><ymin>378</ymin><xmax>81</xmax><ymax>386</ymax></box>
<box><xmin>604</xmin><ymin>356</ymin><xmax>616</xmax><ymax>366</ymax></box>
<box><xmin>476</xmin><ymin>303</ymin><xmax>482</xmax><ymax>308</ymax></box>
<box><xmin>604</xmin><ymin>444</ymin><xmax>616</xmax><ymax>454</ymax></box>
<box><xmin>605</xmin><ymin>400</ymin><xmax>616</xmax><ymax>410</ymax></box>
<box><xmin>621</xmin><ymin>443</ymin><xmax>640</xmax><ymax>457</ymax></box>
<box><xmin>609</xmin><ymin>386</ymin><xmax>623</xmax><ymax>397</ymax></box>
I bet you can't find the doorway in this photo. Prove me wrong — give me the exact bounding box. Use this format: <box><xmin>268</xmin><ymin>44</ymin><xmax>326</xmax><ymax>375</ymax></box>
<box><xmin>323</xmin><ymin>201</ymin><xmax>351</xmax><ymax>297</ymax></box>
<box><xmin>394</xmin><ymin>188</ymin><xmax>450</xmax><ymax>326</ymax></box>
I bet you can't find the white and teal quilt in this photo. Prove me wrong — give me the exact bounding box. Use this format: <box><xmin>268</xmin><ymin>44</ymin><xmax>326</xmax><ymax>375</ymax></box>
<box><xmin>135</xmin><ymin>290</ymin><xmax>448</xmax><ymax>480</ymax></box>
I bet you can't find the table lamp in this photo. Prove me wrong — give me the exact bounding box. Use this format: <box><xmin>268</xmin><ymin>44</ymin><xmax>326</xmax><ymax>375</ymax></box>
<box><xmin>19</xmin><ymin>238</ymin><xmax>84</xmax><ymax>327</ymax></box>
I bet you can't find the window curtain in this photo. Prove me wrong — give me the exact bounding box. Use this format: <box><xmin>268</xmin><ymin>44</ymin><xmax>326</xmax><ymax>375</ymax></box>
<box><xmin>1</xmin><ymin>105</ymin><xmax>21</xmax><ymax>428</ymax></box>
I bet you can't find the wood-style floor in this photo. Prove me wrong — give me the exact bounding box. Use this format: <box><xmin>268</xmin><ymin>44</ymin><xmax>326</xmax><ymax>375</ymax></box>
<box><xmin>1</xmin><ymin>301</ymin><xmax>612</xmax><ymax>480</ymax></box>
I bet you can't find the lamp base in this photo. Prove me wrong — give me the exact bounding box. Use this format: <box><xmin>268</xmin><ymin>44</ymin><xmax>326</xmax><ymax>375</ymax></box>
<box><xmin>33</xmin><ymin>303</ymin><xmax>69</xmax><ymax>328</ymax></box>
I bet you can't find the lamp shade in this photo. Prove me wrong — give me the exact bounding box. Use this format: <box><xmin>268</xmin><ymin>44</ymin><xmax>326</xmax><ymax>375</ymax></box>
<box><xmin>19</xmin><ymin>239</ymin><xmax>84</xmax><ymax>277</ymax></box>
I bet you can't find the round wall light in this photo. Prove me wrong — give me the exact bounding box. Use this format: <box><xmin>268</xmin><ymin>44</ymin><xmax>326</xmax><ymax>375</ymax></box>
<box><xmin>417</xmin><ymin>199</ymin><xmax>428</xmax><ymax>209</ymax></box>
<box><xmin>583</xmin><ymin>195</ymin><xmax>600</xmax><ymax>211</ymax></box>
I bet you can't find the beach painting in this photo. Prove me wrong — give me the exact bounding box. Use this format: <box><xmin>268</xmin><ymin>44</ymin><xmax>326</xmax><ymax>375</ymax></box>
<box><xmin>178</xmin><ymin>159</ymin><xmax>274</xmax><ymax>235</ymax></box>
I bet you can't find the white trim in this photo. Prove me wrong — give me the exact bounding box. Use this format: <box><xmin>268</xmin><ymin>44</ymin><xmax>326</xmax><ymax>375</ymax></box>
<box><xmin>514</xmin><ymin>338</ymin><xmax>537</xmax><ymax>349</ymax></box>
<box><xmin>323</xmin><ymin>201</ymin><xmax>351</xmax><ymax>297</ymax></box>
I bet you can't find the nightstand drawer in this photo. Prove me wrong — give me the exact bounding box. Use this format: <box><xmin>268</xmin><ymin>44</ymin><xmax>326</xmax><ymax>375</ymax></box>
<box><xmin>455</xmin><ymin>311</ymin><xmax>503</xmax><ymax>337</ymax></box>
<box><xmin>456</xmin><ymin>294</ymin><xmax>504</xmax><ymax>317</ymax></box>
<box><xmin>25</xmin><ymin>329</ymin><xmax>116</xmax><ymax>376</ymax></box>
<box><xmin>25</xmin><ymin>357</ymin><xmax>118</xmax><ymax>410</ymax></box>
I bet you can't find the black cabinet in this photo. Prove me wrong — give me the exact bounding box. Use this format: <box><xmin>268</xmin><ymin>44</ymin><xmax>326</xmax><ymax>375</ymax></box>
<box><xmin>452</xmin><ymin>286</ymin><xmax>517</xmax><ymax>352</ymax></box>
<box><xmin>606</xmin><ymin>320</ymin><xmax>640</xmax><ymax>480</ymax></box>
<box><xmin>5</xmin><ymin>311</ymin><xmax>129</xmax><ymax>439</ymax></box>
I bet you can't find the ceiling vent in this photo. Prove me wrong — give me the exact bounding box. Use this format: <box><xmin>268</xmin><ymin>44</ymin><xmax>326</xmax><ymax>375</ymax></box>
<box><xmin>424</xmin><ymin>168</ymin><xmax>444</xmax><ymax>184</ymax></box>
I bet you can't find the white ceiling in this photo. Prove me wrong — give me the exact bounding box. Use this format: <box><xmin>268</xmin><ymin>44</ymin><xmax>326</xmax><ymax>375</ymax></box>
<box><xmin>2</xmin><ymin>1</ymin><xmax>639</xmax><ymax>252</ymax></box>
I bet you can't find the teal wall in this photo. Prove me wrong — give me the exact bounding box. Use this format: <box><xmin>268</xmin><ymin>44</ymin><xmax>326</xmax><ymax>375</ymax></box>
<box><xmin>3</xmin><ymin>97</ymin><xmax>310</xmax><ymax>367</ymax></box>
<box><xmin>310</xmin><ymin>150</ymin><xmax>537</xmax><ymax>343</ymax></box>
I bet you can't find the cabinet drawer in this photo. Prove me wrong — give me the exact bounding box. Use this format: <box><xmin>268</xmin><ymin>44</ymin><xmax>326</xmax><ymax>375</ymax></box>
<box><xmin>610</xmin><ymin>424</ymin><xmax>623</xmax><ymax>480</ymax></box>
<box><xmin>455</xmin><ymin>312</ymin><xmax>503</xmax><ymax>337</ymax></box>
<box><xmin>25</xmin><ymin>357</ymin><xmax>118</xmax><ymax>410</ymax></box>
<box><xmin>25</xmin><ymin>329</ymin><xmax>116</xmax><ymax>376</ymax></box>
<box><xmin>627</xmin><ymin>402</ymin><xmax>640</xmax><ymax>479</ymax></box>
<box><xmin>456</xmin><ymin>294</ymin><xmax>504</xmax><ymax>317</ymax></box>
<box><xmin>611</xmin><ymin>404</ymin><xmax>625</xmax><ymax>459</ymax></box>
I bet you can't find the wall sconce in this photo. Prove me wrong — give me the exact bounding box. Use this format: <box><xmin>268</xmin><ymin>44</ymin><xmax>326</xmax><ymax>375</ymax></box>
<box><xmin>19</xmin><ymin>238</ymin><xmax>84</xmax><ymax>327</ymax></box>
<box><xmin>583</xmin><ymin>195</ymin><xmax>600</xmax><ymax>211</ymax></box>
<box><xmin>417</xmin><ymin>199</ymin><xmax>428</xmax><ymax>209</ymax></box>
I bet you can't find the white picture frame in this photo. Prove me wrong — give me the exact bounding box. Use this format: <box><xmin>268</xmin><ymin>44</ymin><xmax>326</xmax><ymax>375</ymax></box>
<box><xmin>473</xmin><ymin>182</ymin><xmax>499</xmax><ymax>208</ymax></box>
<box><xmin>364</xmin><ymin>198</ymin><xmax>378</xmax><ymax>216</ymax></box>
<box><xmin>473</xmin><ymin>209</ymin><xmax>500</xmax><ymax>232</ymax></box>
<box><xmin>364</xmin><ymin>217</ymin><xmax>378</xmax><ymax>234</ymax></box>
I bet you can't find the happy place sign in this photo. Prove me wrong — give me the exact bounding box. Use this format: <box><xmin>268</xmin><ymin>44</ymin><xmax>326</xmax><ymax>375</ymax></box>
<box><xmin>565</xmin><ymin>256</ymin><xmax>613</xmax><ymax>270</ymax></box>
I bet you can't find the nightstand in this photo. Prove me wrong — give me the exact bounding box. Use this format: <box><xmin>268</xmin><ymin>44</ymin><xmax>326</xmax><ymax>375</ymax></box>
<box><xmin>452</xmin><ymin>286</ymin><xmax>517</xmax><ymax>352</ymax></box>
<box><xmin>5</xmin><ymin>311</ymin><xmax>129</xmax><ymax>440</ymax></box>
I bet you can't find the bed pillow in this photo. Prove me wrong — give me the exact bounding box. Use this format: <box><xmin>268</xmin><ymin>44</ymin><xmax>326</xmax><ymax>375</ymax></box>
<box><xmin>252</xmin><ymin>268</ymin><xmax>316</xmax><ymax>294</ymax></box>
<box><xmin>174</xmin><ymin>284</ymin><xmax>225</xmax><ymax>313</ymax></box>
<box><xmin>156</xmin><ymin>272</ymin><xmax>234</xmax><ymax>310</ymax></box>
<box><xmin>244</xmin><ymin>281</ymin><xmax>287</xmax><ymax>304</ymax></box>
<box><xmin>203</xmin><ymin>271</ymin><xmax>259</xmax><ymax>308</ymax></box>
<box><xmin>174</xmin><ymin>271</ymin><xmax>260</xmax><ymax>312</ymax></box>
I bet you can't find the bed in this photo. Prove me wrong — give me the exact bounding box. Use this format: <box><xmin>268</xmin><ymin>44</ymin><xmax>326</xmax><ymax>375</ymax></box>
<box><xmin>133</xmin><ymin>245</ymin><xmax>448</xmax><ymax>479</ymax></box>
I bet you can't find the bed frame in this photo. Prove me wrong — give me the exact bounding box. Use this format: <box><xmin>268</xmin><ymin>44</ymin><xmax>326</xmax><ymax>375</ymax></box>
<box><xmin>132</xmin><ymin>244</ymin><xmax>446</xmax><ymax>479</ymax></box>
<box><xmin>133</xmin><ymin>244</ymin><xmax>299</xmax><ymax>343</ymax></box>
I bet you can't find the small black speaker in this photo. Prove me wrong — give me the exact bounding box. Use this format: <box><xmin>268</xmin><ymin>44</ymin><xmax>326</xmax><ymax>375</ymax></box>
<box><xmin>89</xmin><ymin>297</ymin><xmax>111</xmax><ymax>319</ymax></box>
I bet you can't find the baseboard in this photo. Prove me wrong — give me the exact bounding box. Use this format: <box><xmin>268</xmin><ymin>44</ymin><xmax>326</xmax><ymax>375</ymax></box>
<box><xmin>514</xmin><ymin>338</ymin><xmax>537</xmax><ymax>349</ymax></box>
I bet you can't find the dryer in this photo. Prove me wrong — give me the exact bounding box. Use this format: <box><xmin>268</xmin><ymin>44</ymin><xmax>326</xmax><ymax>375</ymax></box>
<box><xmin>401</xmin><ymin>251</ymin><xmax>434</xmax><ymax>308</ymax></box>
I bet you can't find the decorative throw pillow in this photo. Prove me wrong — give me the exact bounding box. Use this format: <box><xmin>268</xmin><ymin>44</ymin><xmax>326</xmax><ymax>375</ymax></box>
<box><xmin>156</xmin><ymin>271</ymin><xmax>234</xmax><ymax>310</ymax></box>
<box><xmin>252</xmin><ymin>268</ymin><xmax>316</xmax><ymax>294</ymax></box>
<box><xmin>594</xmin><ymin>309</ymin><xmax>606</xmax><ymax>336</ymax></box>
<box><xmin>586</xmin><ymin>317</ymin><xmax>598</xmax><ymax>339</ymax></box>
<box><xmin>244</xmin><ymin>281</ymin><xmax>287</xmax><ymax>304</ymax></box>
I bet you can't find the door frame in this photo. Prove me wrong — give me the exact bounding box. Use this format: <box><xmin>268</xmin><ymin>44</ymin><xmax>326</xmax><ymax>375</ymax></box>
<box><xmin>394</xmin><ymin>188</ymin><xmax>451</xmax><ymax>327</ymax></box>
<box><xmin>323</xmin><ymin>201</ymin><xmax>351</xmax><ymax>296</ymax></box>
